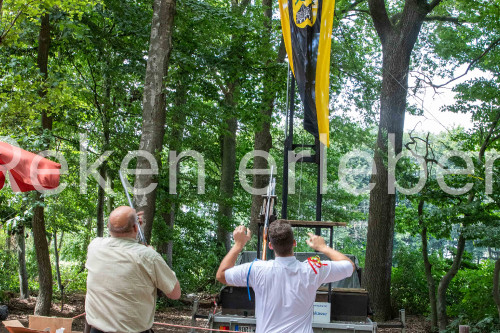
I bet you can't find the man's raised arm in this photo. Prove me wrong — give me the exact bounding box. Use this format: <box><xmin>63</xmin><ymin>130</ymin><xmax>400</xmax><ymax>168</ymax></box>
<box><xmin>216</xmin><ymin>226</ymin><xmax>252</xmax><ymax>285</ymax></box>
<box><xmin>306</xmin><ymin>232</ymin><xmax>356</xmax><ymax>273</ymax></box>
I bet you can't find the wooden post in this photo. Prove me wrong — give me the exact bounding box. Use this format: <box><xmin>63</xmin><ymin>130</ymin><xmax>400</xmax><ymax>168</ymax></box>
<box><xmin>190</xmin><ymin>299</ymin><xmax>199</xmax><ymax>333</ymax></box>
<box><xmin>399</xmin><ymin>309</ymin><xmax>406</xmax><ymax>333</ymax></box>
<box><xmin>459</xmin><ymin>325</ymin><xmax>470</xmax><ymax>333</ymax></box>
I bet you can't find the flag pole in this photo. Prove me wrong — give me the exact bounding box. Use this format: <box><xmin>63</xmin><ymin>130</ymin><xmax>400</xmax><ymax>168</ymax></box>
<box><xmin>281</xmin><ymin>67</ymin><xmax>295</xmax><ymax>220</ymax></box>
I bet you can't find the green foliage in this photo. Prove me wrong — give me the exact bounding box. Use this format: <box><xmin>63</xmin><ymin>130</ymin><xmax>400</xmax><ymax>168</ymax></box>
<box><xmin>447</xmin><ymin>261</ymin><xmax>498</xmax><ymax>323</ymax></box>
<box><xmin>57</xmin><ymin>264</ymin><xmax>88</xmax><ymax>294</ymax></box>
<box><xmin>446</xmin><ymin>316</ymin><xmax>500</xmax><ymax>333</ymax></box>
<box><xmin>0</xmin><ymin>249</ymin><xmax>19</xmax><ymax>300</ymax></box>
<box><xmin>391</xmin><ymin>246</ymin><xmax>430</xmax><ymax>315</ymax></box>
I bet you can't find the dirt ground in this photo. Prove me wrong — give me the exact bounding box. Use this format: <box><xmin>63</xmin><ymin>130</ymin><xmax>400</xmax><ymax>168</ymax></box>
<box><xmin>1</xmin><ymin>295</ymin><xmax>432</xmax><ymax>333</ymax></box>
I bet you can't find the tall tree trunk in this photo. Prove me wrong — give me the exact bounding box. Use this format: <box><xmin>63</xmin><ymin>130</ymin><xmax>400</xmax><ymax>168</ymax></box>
<box><xmin>216</xmin><ymin>0</ymin><xmax>251</xmax><ymax>252</ymax></box>
<box><xmin>249</xmin><ymin>0</ymin><xmax>286</xmax><ymax>236</ymax></box>
<box><xmin>32</xmin><ymin>200</ymin><xmax>52</xmax><ymax>315</ymax></box>
<box><xmin>33</xmin><ymin>12</ymin><xmax>53</xmax><ymax>316</ymax></box>
<box><xmin>494</xmin><ymin>258</ymin><xmax>500</xmax><ymax>321</ymax></box>
<box><xmin>106</xmin><ymin>168</ymin><xmax>114</xmax><ymax>214</ymax></box>
<box><xmin>96</xmin><ymin>165</ymin><xmax>106</xmax><ymax>237</ymax></box>
<box><xmin>134</xmin><ymin>0</ymin><xmax>177</xmax><ymax>243</ymax></box>
<box><xmin>419</xmin><ymin>198</ymin><xmax>438</xmax><ymax>331</ymax></box>
<box><xmin>217</xmin><ymin>114</ymin><xmax>238</xmax><ymax>252</ymax></box>
<box><xmin>160</xmin><ymin>77</ymin><xmax>187</xmax><ymax>265</ymax></box>
<box><xmin>437</xmin><ymin>234</ymin><xmax>465</xmax><ymax>330</ymax></box>
<box><xmin>16</xmin><ymin>225</ymin><xmax>29</xmax><ymax>299</ymax></box>
<box><xmin>161</xmin><ymin>202</ymin><xmax>176</xmax><ymax>266</ymax></box>
<box><xmin>363</xmin><ymin>0</ymin><xmax>431</xmax><ymax>320</ymax></box>
<box><xmin>96</xmin><ymin>63</ymin><xmax>112</xmax><ymax>237</ymax></box>
<box><xmin>81</xmin><ymin>218</ymin><xmax>92</xmax><ymax>272</ymax></box>
<box><xmin>53</xmin><ymin>232</ymin><xmax>63</xmax><ymax>301</ymax></box>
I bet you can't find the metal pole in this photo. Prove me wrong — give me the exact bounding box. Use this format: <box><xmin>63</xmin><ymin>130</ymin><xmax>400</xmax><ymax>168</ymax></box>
<box><xmin>328</xmin><ymin>225</ymin><xmax>333</xmax><ymax>303</ymax></box>
<box><xmin>119</xmin><ymin>170</ymin><xmax>147</xmax><ymax>245</ymax></box>
<box><xmin>315</xmin><ymin>138</ymin><xmax>322</xmax><ymax>236</ymax></box>
<box><xmin>282</xmin><ymin>75</ymin><xmax>295</xmax><ymax>219</ymax></box>
<box><xmin>257</xmin><ymin>225</ymin><xmax>261</xmax><ymax>259</ymax></box>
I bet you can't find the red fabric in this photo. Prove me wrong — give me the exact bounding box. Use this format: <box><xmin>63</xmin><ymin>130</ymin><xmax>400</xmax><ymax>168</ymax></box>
<box><xmin>0</xmin><ymin>141</ymin><xmax>61</xmax><ymax>192</ymax></box>
<box><xmin>0</xmin><ymin>170</ymin><xmax>5</xmax><ymax>190</ymax></box>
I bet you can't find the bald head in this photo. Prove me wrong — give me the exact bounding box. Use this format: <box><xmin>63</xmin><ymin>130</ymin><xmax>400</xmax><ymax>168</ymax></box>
<box><xmin>108</xmin><ymin>206</ymin><xmax>136</xmax><ymax>237</ymax></box>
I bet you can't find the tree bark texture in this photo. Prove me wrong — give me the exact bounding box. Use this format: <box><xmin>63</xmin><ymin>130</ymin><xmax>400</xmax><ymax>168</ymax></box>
<box><xmin>160</xmin><ymin>77</ymin><xmax>187</xmax><ymax>265</ymax></box>
<box><xmin>216</xmin><ymin>0</ymin><xmax>248</xmax><ymax>252</ymax></box>
<box><xmin>363</xmin><ymin>0</ymin><xmax>433</xmax><ymax>320</ymax></box>
<box><xmin>217</xmin><ymin>115</ymin><xmax>238</xmax><ymax>252</ymax></box>
<box><xmin>32</xmin><ymin>196</ymin><xmax>53</xmax><ymax>315</ymax></box>
<box><xmin>33</xmin><ymin>12</ymin><xmax>53</xmax><ymax>316</ymax></box>
<box><xmin>16</xmin><ymin>225</ymin><xmax>29</xmax><ymax>299</ymax></box>
<box><xmin>249</xmin><ymin>0</ymin><xmax>286</xmax><ymax>236</ymax></box>
<box><xmin>134</xmin><ymin>0</ymin><xmax>177</xmax><ymax>243</ymax></box>
<box><xmin>96</xmin><ymin>165</ymin><xmax>106</xmax><ymax>237</ymax></box>
<box><xmin>53</xmin><ymin>232</ymin><xmax>63</xmax><ymax>295</ymax></box>
<box><xmin>96</xmin><ymin>68</ymin><xmax>111</xmax><ymax>237</ymax></box>
<box><xmin>437</xmin><ymin>234</ymin><xmax>465</xmax><ymax>330</ymax></box>
<box><xmin>420</xmin><ymin>220</ymin><xmax>438</xmax><ymax>331</ymax></box>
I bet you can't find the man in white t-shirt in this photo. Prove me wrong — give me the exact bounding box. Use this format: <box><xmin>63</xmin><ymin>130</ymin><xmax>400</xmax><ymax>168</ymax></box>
<box><xmin>216</xmin><ymin>220</ymin><xmax>355</xmax><ymax>333</ymax></box>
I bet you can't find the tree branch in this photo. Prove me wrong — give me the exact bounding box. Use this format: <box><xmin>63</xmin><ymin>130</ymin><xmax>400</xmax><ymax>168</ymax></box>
<box><xmin>338</xmin><ymin>0</ymin><xmax>368</xmax><ymax>15</ymax></box>
<box><xmin>424</xmin><ymin>16</ymin><xmax>461</xmax><ymax>24</ymax></box>
<box><xmin>479</xmin><ymin>111</ymin><xmax>500</xmax><ymax>160</ymax></box>
<box><xmin>0</xmin><ymin>0</ymin><xmax>37</xmax><ymax>44</ymax></box>
<box><xmin>426</xmin><ymin>37</ymin><xmax>500</xmax><ymax>89</ymax></box>
<box><xmin>368</xmin><ymin>0</ymin><xmax>393</xmax><ymax>44</ymax></box>
<box><xmin>354</xmin><ymin>9</ymin><xmax>370</xmax><ymax>15</ymax></box>
<box><xmin>238</xmin><ymin>0</ymin><xmax>250</xmax><ymax>13</ymax></box>
<box><xmin>428</xmin><ymin>0</ymin><xmax>443</xmax><ymax>12</ymax></box>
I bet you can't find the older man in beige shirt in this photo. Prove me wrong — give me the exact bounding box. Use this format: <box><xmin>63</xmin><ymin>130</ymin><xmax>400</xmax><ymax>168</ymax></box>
<box><xmin>85</xmin><ymin>206</ymin><xmax>180</xmax><ymax>333</ymax></box>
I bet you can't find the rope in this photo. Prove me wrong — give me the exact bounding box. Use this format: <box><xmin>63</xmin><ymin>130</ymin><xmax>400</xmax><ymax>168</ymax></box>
<box><xmin>247</xmin><ymin>258</ymin><xmax>259</xmax><ymax>301</ymax></box>
<box><xmin>69</xmin><ymin>313</ymin><xmax>242</xmax><ymax>333</ymax></box>
<box><xmin>153</xmin><ymin>322</ymin><xmax>240</xmax><ymax>332</ymax></box>
<box><xmin>72</xmin><ymin>313</ymin><xmax>86</xmax><ymax>320</ymax></box>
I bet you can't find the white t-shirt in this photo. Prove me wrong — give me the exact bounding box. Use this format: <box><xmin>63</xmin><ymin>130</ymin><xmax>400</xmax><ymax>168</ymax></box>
<box><xmin>225</xmin><ymin>256</ymin><xmax>353</xmax><ymax>333</ymax></box>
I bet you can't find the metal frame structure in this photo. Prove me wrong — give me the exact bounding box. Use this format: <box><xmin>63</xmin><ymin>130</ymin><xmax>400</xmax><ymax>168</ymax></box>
<box><xmin>281</xmin><ymin>74</ymin><xmax>324</xmax><ymax>235</ymax></box>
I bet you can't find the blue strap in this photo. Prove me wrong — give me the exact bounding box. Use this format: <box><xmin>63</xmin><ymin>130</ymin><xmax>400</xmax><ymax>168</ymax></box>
<box><xmin>247</xmin><ymin>258</ymin><xmax>259</xmax><ymax>301</ymax></box>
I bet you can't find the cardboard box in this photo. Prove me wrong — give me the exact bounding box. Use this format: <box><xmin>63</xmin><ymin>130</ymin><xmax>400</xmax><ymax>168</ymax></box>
<box><xmin>313</xmin><ymin>302</ymin><xmax>331</xmax><ymax>323</ymax></box>
<box><xmin>3</xmin><ymin>316</ymin><xmax>73</xmax><ymax>333</ymax></box>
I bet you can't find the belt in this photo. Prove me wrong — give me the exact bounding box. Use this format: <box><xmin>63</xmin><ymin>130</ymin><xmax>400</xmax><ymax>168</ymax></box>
<box><xmin>90</xmin><ymin>327</ymin><xmax>153</xmax><ymax>333</ymax></box>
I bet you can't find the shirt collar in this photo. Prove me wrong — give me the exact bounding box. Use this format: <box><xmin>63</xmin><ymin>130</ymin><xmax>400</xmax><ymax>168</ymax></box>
<box><xmin>275</xmin><ymin>256</ymin><xmax>297</xmax><ymax>265</ymax></box>
<box><xmin>110</xmin><ymin>236</ymin><xmax>138</xmax><ymax>243</ymax></box>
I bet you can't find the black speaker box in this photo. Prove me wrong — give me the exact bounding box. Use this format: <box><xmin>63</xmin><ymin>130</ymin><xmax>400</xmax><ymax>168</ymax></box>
<box><xmin>219</xmin><ymin>286</ymin><xmax>256</xmax><ymax>316</ymax></box>
<box><xmin>331</xmin><ymin>289</ymin><xmax>369</xmax><ymax>322</ymax></box>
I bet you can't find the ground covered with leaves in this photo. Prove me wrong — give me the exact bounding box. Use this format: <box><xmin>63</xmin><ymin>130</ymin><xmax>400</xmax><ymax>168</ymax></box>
<box><xmin>0</xmin><ymin>295</ymin><xmax>434</xmax><ymax>333</ymax></box>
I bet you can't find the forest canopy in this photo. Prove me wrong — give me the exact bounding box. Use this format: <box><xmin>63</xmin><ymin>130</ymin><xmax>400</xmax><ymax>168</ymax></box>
<box><xmin>0</xmin><ymin>0</ymin><xmax>498</xmax><ymax>332</ymax></box>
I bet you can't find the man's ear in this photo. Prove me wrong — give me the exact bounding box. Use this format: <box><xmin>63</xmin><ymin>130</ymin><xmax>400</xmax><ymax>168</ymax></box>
<box><xmin>269</xmin><ymin>242</ymin><xmax>274</xmax><ymax>250</ymax></box>
<box><xmin>293</xmin><ymin>240</ymin><xmax>297</xmax><ymax>247</ymax></box>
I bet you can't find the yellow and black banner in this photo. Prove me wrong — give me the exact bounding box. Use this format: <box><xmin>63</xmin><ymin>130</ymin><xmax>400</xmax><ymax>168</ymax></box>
<box><xmin>278</xmin><ymin>0</ymin><xmax>335</xmax><ymax>146</ymax></box>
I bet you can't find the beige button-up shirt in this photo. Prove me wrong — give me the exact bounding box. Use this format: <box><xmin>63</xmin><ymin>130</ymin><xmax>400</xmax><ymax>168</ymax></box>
<box><xmin>85</xmin><ymin>237</ymin><xmax>178</xmax><ymax>333</ymax></box>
